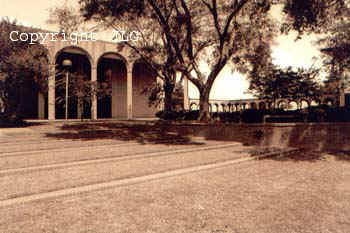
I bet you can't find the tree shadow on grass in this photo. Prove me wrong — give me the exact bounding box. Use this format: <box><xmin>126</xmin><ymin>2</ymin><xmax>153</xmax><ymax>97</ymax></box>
<box><xmin>200</xmin><ymin>124</ymin><xmax>350</xmax><ymax>163</ymax></box>
<box><xmin>324</xmin><ymin>150</ymin><xmax>350</xmax><ymax>162</ymax></box>
<box><xmin>264</xmin><ymin>148</ymin><xmax>350</xmax><ymax>163</ymax></box>
<box><xmin>268</xmin><ymin>149</ymin><xmax>326</xmax><ymax>162</ymax></box>
<box><xmin>44</xmin><ymin>122</ymin><xmax>205</xmax><ymax>145</ymax></box>
<box><xmin>0</xmin><ymin>120</ymin><xmax>45</xmax><ymax>128</ymax></box>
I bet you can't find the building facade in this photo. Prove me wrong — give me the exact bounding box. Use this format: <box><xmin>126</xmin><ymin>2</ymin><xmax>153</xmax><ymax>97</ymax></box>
<box><xmin>28</xmin><ymin>34</ymin><xmax>190</xmax><ymax>120</ymax></box>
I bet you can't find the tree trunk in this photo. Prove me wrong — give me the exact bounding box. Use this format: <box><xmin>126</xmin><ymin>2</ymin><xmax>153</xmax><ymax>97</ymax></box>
<box><xmin>163</xmin><ymin>79</ymin><xmax>175</xmax><ymax>112</ymax></box>
<box><xmin>198</xmin><ymin>88</ymin><xmax>210</xmax><ymax>121</ymax></box>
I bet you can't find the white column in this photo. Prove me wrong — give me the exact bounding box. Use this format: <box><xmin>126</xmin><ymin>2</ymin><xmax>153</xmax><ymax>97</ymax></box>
<box><xmin>48</xmin><ymin>64</ymin><xmax>56</xmax><ymax>121</ymax></box>
<box><xmin>91</xmin><ymin>66</ymin><xmax>97</xmax><ymax>120</ymax></box>
<box><xmin>127</xmin><ymin>68</ymin><xmax>133</xmax><ymax>120</ymax></box>
<box><xmin>183</xmin><ymin>77</ymin><xmax>190</xmax><ymax>110</ymax></box>
<box><xmin>38</xmin><ymin>92</ymin><xmax>45</xmax><ymax>119</ymax></box>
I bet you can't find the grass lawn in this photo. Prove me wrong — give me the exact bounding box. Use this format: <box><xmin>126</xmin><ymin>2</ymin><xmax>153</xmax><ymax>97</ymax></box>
<box><xmin>1</xmin><ymin>153</ymin><xmax>349</xmax><ymax>233</ymax></box>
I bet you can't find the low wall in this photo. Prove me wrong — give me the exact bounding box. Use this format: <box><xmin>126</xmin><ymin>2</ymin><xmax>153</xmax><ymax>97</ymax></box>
<box><xmin>169</xmin><ymin>123</ymin><xmax>350</xmax><ymax>152</ymax></box>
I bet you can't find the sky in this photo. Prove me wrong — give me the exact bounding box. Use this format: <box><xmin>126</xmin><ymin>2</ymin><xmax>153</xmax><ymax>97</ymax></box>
<box><xmin>0</xmin><ymin>0</ymin><xmax>323</xmax><ymax>100</ymax></box>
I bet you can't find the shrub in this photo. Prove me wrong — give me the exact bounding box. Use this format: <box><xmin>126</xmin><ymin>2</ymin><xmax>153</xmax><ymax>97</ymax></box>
<box><xmin>155</xmin><ymin>110</ymin><xmax>180</xmax><ymax>121</ymax></box>
<box><xmin>241</xmin><ymin>109</ymin><xmax>264</xmax><ymax>123</ymax></box>
<box><xmin>155</xmin><ymin>110</ymin><xmax>199</xmax><ymax>121</ymax></box>
<box><xmin>0</xmin><ymin>113</ymin><xmax>27</xmax><ymax>127</ymax></box>
<box><xmin>323</xmin><ymin>106</ymin><xmax>350</xmax><ymax>122</ymax></box>
<box><xmin>218</xmin><ymin>112</ymin><xmax>240</xmax><ymax>123</ymax></box>
<box><xmin>306</xmin><ymin>107</ymin><xmax>327</xmax><ymax>122</ymax></box>
<box><xmin>155</xmin><ymin>106</ymin><xmax>350</xmax><ymax>123</ymax></box>
<box><xmin>183</xmin><ymin>110</ymin><xmax>199</xmax><ymax>120</ymax></box>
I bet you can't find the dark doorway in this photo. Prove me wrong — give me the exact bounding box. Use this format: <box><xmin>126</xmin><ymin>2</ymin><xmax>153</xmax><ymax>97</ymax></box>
<box><xmin>346</xmin><ymin>94</ymin><xmax>350</xmax><ymax>107</ymax></box>
<box><xmin>20</xmin><ymin>79</ymin><xmax>39</xmax><ymax>119</ymax></box>
<box><xmin>55</xmin><ymin>50</ymin><xmax>91</xmax><ymax>119</ymax></box>
<box><xmin>97</xmin><ymin>57</ymin><xmax>126</xmax><ymax>119</ymax></box>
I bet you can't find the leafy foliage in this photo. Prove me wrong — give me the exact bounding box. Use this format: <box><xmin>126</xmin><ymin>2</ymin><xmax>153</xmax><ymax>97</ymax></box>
<box><xmin>46</xmin><ymin>6</ymin><xmax>88</xmax><ymax>35</ymax></box>
<box><xmin>55</xmin><ymin>69</ymin><xmax>112</xmax><ymax>119</ymax></box>
<box><xmin>281</xmin><ymin>0</ymin><xmax>349</xmax><ymax>35</ymax></box>
<box><xmin>0</xmin><ymin>18</ymin><xmax>49</xmax><ymax>121</ymax></box>
<box><xmin>248</xmin><ymin>66</ymin><xmax>322</xmax><ymax>104</ymax></box>
<box><xmin>79</xmin><ymin>0</ymin><xmax>278</xmax><ymax>120</ymax></box>
<box><xmin>76</xmin><ymin>0</ymin><xmax>350</xmax><ymax>120</ymax></box>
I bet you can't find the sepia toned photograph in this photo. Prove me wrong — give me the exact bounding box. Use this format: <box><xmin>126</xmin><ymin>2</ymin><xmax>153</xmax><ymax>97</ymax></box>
<box><xmin>0</xmin><ymin>0</ymin><xmax>349</xmax><ymax>232</ymax></box>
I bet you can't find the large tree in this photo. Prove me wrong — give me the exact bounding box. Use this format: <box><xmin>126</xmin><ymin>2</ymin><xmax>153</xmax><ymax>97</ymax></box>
<box><xmin>282</xmin><ymin>0</ymin><xmax>350</xmax><ymax>96</ymax></box>
<box><xmin>78</xmin><ymin>0</ymin><xmax>277</xmax><ymax>120</ymax></box>
<box><xmin>0</xmin><ymin>18</ymin><xmax>49</xmax><ymax>121</ymax></box>
<box><xmin>79</xmin><ymin>0</ymin><xmax>349</xmax><ymax>120</ymax></box>
<box><xmin>281</xmin><ymin>0</ymin><xmax>349</xmax><ymax>35</ymax></box>
<box><xmin>248</xmin><ymin>66</ymin><xmax>322</xmax><ymax>107</ymax></box>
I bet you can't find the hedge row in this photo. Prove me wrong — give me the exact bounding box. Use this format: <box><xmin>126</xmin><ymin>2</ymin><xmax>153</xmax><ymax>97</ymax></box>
<box><xmin>156</xmin><ymin>106</ymin><xmax>350</xmax><ymax>123</ymax></box>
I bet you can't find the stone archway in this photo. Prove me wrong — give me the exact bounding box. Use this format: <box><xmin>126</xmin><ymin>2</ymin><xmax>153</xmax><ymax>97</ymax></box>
<box><xmin>288</xmin><ymin>101</ymin><xmax>298</xmax><ymax>110</ymax></box>
<box><xmin>190</xmin><ymin>103</ymin><xmax>198</xmax><ymax>110</ymax></box>
<box><xmin>324</xmin><ymin>98</ymin><xmax>334</xmax><ymax>106</ymax></box>
<box><xmin>277</xmin><ymin>100</ymin><xmax>288</xmax><ymax>110</ymax></box>
<box><xmin>300</xmin><ymin>99</ymin><xmax>310</xmax><ymax>109</ymax></box>
<box><xmin>250</xmin><ymin>102</ymin><xmax>257</xmax><ymax>109</ymax></box>
<box><xmin>97</xmin><ymin>53</ymin><xmax>127</xmax><ymax>119</ymax></box>
<box><xmin>55</xmin><ymin>46</ymin><xmax>92</xmax><ymax>119</ymax></box>
<box><xmin>258</xmin><ymin>102</ymin><xmax>266</xmax><ymax>110</ymax></box>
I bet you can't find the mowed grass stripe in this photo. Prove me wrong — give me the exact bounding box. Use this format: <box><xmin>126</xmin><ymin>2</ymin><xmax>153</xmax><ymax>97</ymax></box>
<box><xmin>0</xmin><ymin>147</ymin><xmax>299</xmax><ymax>208</ymax></box>
<box><xmin>0</xmin><ymin>138</ymin><xmax>193</xmax><ymax>158</ymax></box>
<box><xmin>0</xmin><ymin>143</ymin><xmax>240</xmax><ymax>175</ymax></box>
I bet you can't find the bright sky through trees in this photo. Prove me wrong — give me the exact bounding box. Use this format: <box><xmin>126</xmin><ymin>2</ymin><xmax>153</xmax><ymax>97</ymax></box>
<box><xmin>0</xmin><ymin>0</ymin><xmax>322</xmax><ymax>100</ymax></box>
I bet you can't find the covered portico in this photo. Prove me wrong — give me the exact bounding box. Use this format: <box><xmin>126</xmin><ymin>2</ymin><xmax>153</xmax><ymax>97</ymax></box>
<box><xmin>36</xmin><ymin>38</ymin><xmax>159</xmax><ymax>120</ymax></box>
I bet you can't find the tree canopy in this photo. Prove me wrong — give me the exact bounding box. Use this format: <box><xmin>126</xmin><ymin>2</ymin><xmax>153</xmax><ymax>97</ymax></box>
<box><xmin>248</xmin><ymin>66</ymin><xmax>322</xmax><ymax>105</ymax></box>
<box><xmin>78</xmin><ymin>0</ymin><xmax>278</xmax><ymax>120</ymax></box>
<box><xmin>0</xmin><ymin>18</ymin><xmax>49</xmax><ymax>121</ymax></box>
<box><xmin>78</xmin><ymin>0</ymin><xmax>350</xmax><ymax>119</ymax></box>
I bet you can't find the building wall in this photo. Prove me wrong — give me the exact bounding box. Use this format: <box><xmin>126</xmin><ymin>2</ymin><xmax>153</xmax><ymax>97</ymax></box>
<box><xmin>132</xmin><ymin>63</ymin><xmax>157</xmax><ymax>118</ymax></box>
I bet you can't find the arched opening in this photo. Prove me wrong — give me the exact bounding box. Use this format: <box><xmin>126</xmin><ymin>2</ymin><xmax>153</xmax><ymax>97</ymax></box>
<box><xmin>278</xmin><ymin>100</ymin><xmax>287</xmax><ymax>110</ymax></box>
<box><xmin>214</xmin><ymin>104</ymin><xmax>219</xmax><ymax>112</ymax></box>
<box><xmin>288</xmin><ymin>101</ymin><xmax>298</xmax><ymax>110</ymax></box>
<box><xmin>267</xmin><ymin>101</ymin><xmax>274</xmax><ymax>110</ymax></box>
<box><xmin>324</xmin><ymin>98</ymin><xmax>334</xmax><ymax>106</ymax></box>
<box><xmin>55</xmin><ymin>47</ymin><xmax>92</xmax><ymax>119</ymax></box>
<box><xmin>221</xmin><ymin>104</ymin><xmax>226</xmax><ymax>112</ymax></box>
<box><xmin>235</xmin><ymin>104</ymin><xmax>240</xmax><ymax>112</ymax></box>
<box><xmin>230</xmin><ymin>104</ymin><xmax>236</xmax><ymax>112</ymax></box>
<box><xmin>258</xmin><ymin>102</ymin><xmax>266</xmax><ymax>110</ymax></box>
<box><xmin>250</xmin><ymin>102</ymin><xmax>257</xmax><ymax>109</ymax></box>
<box><xmin>97</xmin><ymin>53</ymin><xmax>127</xmax><ymax>118</ymax></box>
<box><xmin>311</xmin><ymin>100</ymin><xmax>319</xmax><ymax>107</ymax></box>
<box><xmin>300</xmin><ymin>100</ymin><xmax>309</xmax><ymax>109</ymax></box>
<box><xmin>227</xmin><ymin>104</ymin><xmax>232</xmax><ymax>112</ymax></box>
<box><xmin>190</xmin><ymin>103</ymin><xmax>198</xmax><ymax>110</ymax></box>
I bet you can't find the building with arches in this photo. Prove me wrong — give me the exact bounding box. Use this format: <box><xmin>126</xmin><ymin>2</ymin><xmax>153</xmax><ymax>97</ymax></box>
<box><xmin>12</xmin><ymin>28</ymin><xmax>350</xmax><ymax>120</ymax></box>
<box><xmin>188</xmin><ymin>93</ymin><xmax>347</xmax><ymax>114</ymax></box>
<box><xmin>21</xmin><ymin>29</ymin><xmax>190</xmax><ymax>120</ymax></box>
